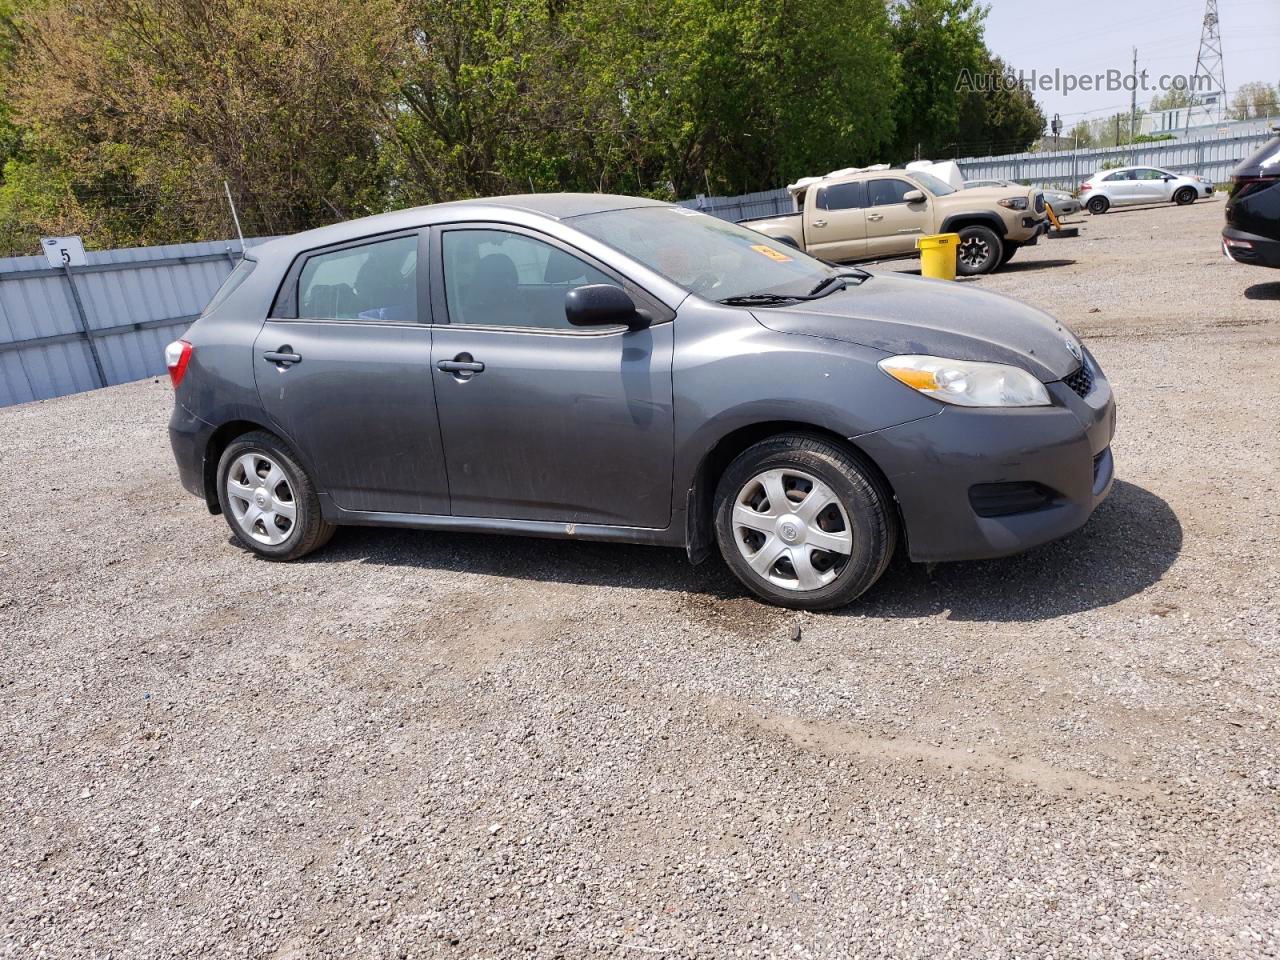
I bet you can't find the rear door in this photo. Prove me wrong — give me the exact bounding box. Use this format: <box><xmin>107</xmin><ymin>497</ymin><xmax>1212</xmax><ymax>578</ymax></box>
<box><xmin>1101</xmin><ymin>170</ymin><xmax>1137</xmax><ymax>204</ymax></box>
<box><xmin>806</xmin><ymin>181</ymin><xmax>868</xmax><ymax>262</ymax></box>
<box><xmin>428</xmin><ymin>224</ymin><xmax>675</xmax><ymax>528</ymax></box>
<box><xmin>253</xmin><ymin>230</ymin><xmax>450</xmax><ymax>516</ymax></box>
<box><xmin>864</xmin><ymin>178</ymin><xmax>932</xmax><ymax>258</ymax></box>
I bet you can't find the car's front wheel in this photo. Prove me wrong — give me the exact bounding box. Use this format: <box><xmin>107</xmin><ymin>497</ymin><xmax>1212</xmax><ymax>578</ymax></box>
<box><xmin>955</xmin><ymin>226</ymin><xmax>1004</xmax><ymax>276</ymax></box>
<box><xmin>713</xmin><ymin>435</ymin><xmax>896</xmax><ymax>610</ymax></box>
<box><xmin>1174</xmin><ymin>186</ymin><xmax>1197</xmax><ymax>206</ymax></box>
<box><xmin>216</xmin><ymin>430</ymin><xmax>335</xmax><ymax>561</ymax></box>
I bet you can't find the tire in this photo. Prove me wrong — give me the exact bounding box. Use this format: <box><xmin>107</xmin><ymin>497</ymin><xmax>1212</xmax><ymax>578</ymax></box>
<box><xmin>998</xmin><ymin>243</ymin><xmax>1019</xmax><ymax>267</ymax></box>
<box><xmin>216</xmin><ymin>430</ymin><xmax>335</xmax><ymax>561</ymax></box>
<box><xmin>1087</xmin><ymin>196</ymin><xmax>1110</xmax><ymax>215</ymax></box>
<box><xmin>955</xmin><ymin>225</ymin><xmax>1004</xmax><ymax>276</ymax></box>
<box><xmin>713</xmin><ymin>434</ymin><xmax>897</xmax><ymax>611</ymax></box>
<box><xmin>1174</xmin><ymin>186</ymin><xmax>1196</xmax><ymax>206</ymax></box>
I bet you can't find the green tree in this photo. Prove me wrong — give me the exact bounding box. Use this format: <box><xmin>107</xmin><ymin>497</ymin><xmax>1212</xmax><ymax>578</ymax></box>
<box><xmin>1229</xmin><ymin>82</ymin><xmax>1280</xmax><ymax>121</ymax></box>
<box><xmin>955</xmin><ymin>54</ymin><xmax>1045</xmax><ymax>156</ymax></box>
<box><xmin>4</xmin><ymin>0</ymin><xmax>404</xmax><ymax>249</ymax></box>
<box><xmin>889</xmin><ymin>0</ymin><xmax>988</xmax><ymax>158</ymax></box>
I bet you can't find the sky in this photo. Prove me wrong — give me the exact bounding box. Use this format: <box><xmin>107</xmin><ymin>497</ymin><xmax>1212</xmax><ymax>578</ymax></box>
<box><xmin>983</xmin><ymin>0</ymin><xmax>1280</xmax><ymax>129</ymax></box>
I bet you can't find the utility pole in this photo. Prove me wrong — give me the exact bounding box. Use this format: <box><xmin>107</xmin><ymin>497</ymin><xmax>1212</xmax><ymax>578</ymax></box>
<box><xmin>1130</xmin><ymin>47</ymin><xmax>1139</xmax><ymax>141</ymax></box>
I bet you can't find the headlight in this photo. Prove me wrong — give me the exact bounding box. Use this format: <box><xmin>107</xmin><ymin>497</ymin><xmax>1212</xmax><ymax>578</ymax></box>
<box><xmin>998</xmin><ymin>197</ymin><xmax>1029</xmax><ymax>211</ymax></box>
<box><xmin>878</xmin><ymin>355</ymin><xmax>1052</xmax><ymax>407</ymax></box>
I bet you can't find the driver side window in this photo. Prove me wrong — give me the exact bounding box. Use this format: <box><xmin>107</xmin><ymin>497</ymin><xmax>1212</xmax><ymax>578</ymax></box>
<box><xmin>441</xmin><ymin>229</ymin><xmax>617</xmax><ymax>330</ymax></box>
<box><xmin>867</xmin><ymin>179</ymin><xmax>914</xmax><ymax>207</ymax></box>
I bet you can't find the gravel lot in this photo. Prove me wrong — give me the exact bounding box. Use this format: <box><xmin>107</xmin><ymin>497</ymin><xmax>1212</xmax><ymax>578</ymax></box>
<box><xmin>2</xmin><ymin>198</ymin><xmax>1278</xmax><ymax>959</ymax></box>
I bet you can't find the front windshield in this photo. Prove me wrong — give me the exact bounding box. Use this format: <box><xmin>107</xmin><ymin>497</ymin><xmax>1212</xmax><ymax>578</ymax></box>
<box><xmin>571</xmin><ymin>206</ymin><xmax>838</xmax><ymax>301</ymax></box>
<box><xmin>908</xmin><ymin>172</ymin><xmax>958</xmax><ymax>197</ymax></box>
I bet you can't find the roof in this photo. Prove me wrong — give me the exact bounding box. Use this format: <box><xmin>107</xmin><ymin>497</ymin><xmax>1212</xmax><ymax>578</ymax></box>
<box><xmin>250</xmin><ymin>193</ymin><xmax>668</xmax><ymax>260</ymax></box>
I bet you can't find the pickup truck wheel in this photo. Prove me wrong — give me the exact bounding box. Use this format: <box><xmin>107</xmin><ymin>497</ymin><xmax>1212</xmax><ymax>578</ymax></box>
<box><xmin>956</xmin><ymin>226</ymin><xmax>1003</xmax><ymax>276</ymax></box>
<box><xmin>1087</xmin><ymin>196</ymin><xmax>1110</xmax><ymax>215</ymax></box>
<box><xmin>713</xmin><ymin>434</ymin><xmax>896</xmax><ymax>611</ymax></box>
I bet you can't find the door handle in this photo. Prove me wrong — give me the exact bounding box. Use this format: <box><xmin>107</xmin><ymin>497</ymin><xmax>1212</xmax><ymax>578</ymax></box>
<box><xmin>867</xmin><ymin>214</ymin><xmax>885</xmax><ymax>222</ymax></box>
<box><xmin>811</xmin><ymin>219</ymin><xmax>827</xmax><ymax>228</ymax></box>
<box><xmin>263</xmin><ymin>347</ymin><xmax>301</xmax><ymax>366</ymax></box>
<box><xmin>437</xmin><ymin>353</ymin><xmax>485</xmax><ymax>379</ymax></box>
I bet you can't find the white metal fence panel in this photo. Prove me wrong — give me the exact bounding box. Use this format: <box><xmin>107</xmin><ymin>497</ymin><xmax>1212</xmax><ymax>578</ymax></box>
<box><xmin>0</xmin><ymin>238</ymin><xmax>266</xmax><ymax>407</ymax></box>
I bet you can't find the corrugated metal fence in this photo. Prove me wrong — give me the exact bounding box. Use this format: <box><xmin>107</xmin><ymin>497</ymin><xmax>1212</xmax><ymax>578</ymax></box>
<box><xmin>953</xmin><ymin>128</ymin><xmax>1275</xmax><ymax>190</ymax></box>
<box><xmin>682</xmin><ymin>127</ymin><xmax>1276</xmax><ymax>222</ymax></box>
<box><xmin>0</xmin><ymin>238</ymin><xmax>265</xmax><ymax>408</ymax></box>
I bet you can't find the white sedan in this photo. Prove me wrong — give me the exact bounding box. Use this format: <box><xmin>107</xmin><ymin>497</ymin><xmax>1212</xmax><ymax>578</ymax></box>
<box><xmin>1079</xmin><ymin>166</ymin><xmax>1215</xmax><ymax>215</ymax></box>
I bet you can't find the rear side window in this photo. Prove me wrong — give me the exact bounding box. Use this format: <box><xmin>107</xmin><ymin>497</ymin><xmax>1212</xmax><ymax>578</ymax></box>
<box><xmin>867</xmin><ymin>179</ymin><xmax>914</xmax><ymax>206</ymax></box>
<box><xmin>297</xmin><ymin>235</ymin><xmax>418</xmax><ymax>322</ymax></box>
<box><xmin>1103</xmin><ymin>171</ymin><xmax>1133</xmax><ymax>181</ymax></box>
<box><xmin>201</xmin><ymin>258</ymin><xmax>256</xmax><ymax>317</ymax></box>
<box><xmin>817</xmin><ymin>181</ymin><xmax>867</xmax><ymax>211</ymax></box>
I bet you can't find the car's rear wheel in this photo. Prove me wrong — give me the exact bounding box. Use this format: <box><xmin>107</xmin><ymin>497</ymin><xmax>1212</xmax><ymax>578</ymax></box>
<box><xmin>713</xmin><ymin>435</ymin><xmax>896</xmax><ymax>610</ymax></box>
<box><xmin>956</xmin><ymin>226</ymin><xmax>1003</xmax><ymax>276</ymax></box>
<box><xmin>1087</xmin><ymin>196</ymin><xmax>1110</xmax><ymax>215</ymax></box>
<box><xmin>1174</xmin><ymin>186</ymin><xmax>1197</xmax><ymax>206</ymax></box>
<box><xmin>216</xmin><ymin>430</ymin><xmax>335</xmax><ymax>561</ymax></box>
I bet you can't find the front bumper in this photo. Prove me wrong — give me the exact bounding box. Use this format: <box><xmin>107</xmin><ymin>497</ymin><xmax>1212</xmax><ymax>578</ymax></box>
<box><xmin>855</xmin><ymin>358</ymin><xmax>1116</xmax><ymax>562</ymax></box>
<box><xmin>1223</xmin><ymin>226</ymin><xmax>1280</xmax><ymax>268</ymax></box>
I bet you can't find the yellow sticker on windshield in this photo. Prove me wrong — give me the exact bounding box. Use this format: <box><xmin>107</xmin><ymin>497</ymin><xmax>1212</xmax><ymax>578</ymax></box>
<box><xmin>751</xmin><ymin>244</ymin><xmax>793</xmax><ymax>262</ymax></box>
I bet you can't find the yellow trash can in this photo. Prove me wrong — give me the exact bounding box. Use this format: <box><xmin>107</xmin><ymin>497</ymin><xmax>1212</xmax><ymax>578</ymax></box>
<box><xmin>916</xmin><ymin>233</ymin><xmax>960</xmax><ymax>281</ymax></box>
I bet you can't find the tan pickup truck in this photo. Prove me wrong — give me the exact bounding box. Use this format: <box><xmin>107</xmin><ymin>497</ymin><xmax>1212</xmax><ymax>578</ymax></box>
<box><xmin>744</xmin><ymin>168</ymin><xmax>1047</xmax><ymax>275</ymax></box>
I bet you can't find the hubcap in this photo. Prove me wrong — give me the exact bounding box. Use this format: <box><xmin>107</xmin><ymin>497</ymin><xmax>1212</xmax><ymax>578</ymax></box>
<box><xmin>226</xmin><ymin>452</ymin><xmax>297</xmax><ymax>546</ymax></box>
<box><xmin>959</xmin><ymin>236</ymin><xmax>991</xmax><ymax>268</ymax></box>
<box><xmin>732</xmin><ymin>468</ymin><xmax>853</xmax><ymax>592</ymax></box>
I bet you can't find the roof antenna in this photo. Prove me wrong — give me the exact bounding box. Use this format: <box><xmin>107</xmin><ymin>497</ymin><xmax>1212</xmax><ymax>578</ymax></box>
<box><xmin>223</xmin><ymin>179</ymin><xmax>245</xmax><ymax>256</ymax></box>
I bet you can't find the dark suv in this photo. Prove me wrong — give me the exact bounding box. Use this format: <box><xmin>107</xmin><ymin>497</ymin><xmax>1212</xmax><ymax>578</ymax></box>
<box><xmin>166</xmin><ymin>193</ymin><xmax>1115</xmax><ymax>610</ymax></box>
<box><xmin>1223</xmin><ymin>133</ymin><xmax>1280</xmax><ymax>268</ymax></box>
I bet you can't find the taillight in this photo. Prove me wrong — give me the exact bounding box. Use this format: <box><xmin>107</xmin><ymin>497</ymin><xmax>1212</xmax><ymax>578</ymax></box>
<box><xmin>1080</xmin><ymin>183</ymin><xmax>1092</xmax><ymax>192</ymax></box>
<box><xmin>165</xmin><ymin>340</ymin><xmax>192</xmax><ymax>388</ymax></box>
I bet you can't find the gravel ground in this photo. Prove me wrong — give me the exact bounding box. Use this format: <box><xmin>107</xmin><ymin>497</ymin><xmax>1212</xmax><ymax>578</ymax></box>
<box><xmin>2</xmin><ymin>198</ymin><xmax>1279</xmax><ymax>959</ymax></box>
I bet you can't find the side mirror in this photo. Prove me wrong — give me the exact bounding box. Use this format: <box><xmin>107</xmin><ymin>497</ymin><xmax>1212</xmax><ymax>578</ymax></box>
<box><xmin>1162</xmin><ymin>175</ymin><xmax>1175</xmax><ymax>181</ymax></box>
<box><xmin>903</xmin><ymin>189</ymin><xmax>926</xmax><ymax>204</ymax></box>
<box><xmin>565</xmin><ymin>284</ymin><xmax>649</xmax><ymax>331</ymax></box>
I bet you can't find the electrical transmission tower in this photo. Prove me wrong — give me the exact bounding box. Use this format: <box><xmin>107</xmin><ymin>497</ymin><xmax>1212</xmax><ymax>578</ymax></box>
<box><xmin>1184</xmin><ymin>0</ymin><xmax>1227</xmax><ymax>134</ymax></box>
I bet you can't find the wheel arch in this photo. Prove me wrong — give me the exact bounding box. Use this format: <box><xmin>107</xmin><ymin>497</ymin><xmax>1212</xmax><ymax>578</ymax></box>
<box><xmin>683</xmin><ymin>420</ymin><xmax>901</xmax><ymax>565</ymax></box>
<box><xmin>939</xmin><ymin>212</ymin><xmax>1008</xmax><ymax>237</ymax></box>
<box><xmin>202</xmin><ymin>419</ymin><xmax>282</xmax><ymax>514</ymax></box>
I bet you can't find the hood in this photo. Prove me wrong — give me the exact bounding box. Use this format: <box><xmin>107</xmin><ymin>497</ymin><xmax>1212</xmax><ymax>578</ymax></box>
<box><xmin>752</xmin><ymin>272</ymin><xmax>1082</xmax><ymax>381</ymax></box>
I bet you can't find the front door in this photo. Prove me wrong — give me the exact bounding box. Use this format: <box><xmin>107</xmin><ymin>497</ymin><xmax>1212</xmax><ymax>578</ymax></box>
<box><xmin>863</xmin><ymin>178</ymin><xmax>933</xmax><ymax>259</ymax></box>
<box><xmin>1132</xmin><ymin>168</ymin><xmax>1172</xmax><ymax>203</ymax></box>
<box><xmin>806</xmin><ymin>181</ymin><xmax>868</xmax><ymax>262</ymax></box>
<box><xmin>253</xmin><ymin>231</ymin><xmax>450</xmax><ymax>516</ymax></box>
<box><xmin>429</xmin><ymin>225</ymin><xmax>675</xmax><ymax>528</ymax></box>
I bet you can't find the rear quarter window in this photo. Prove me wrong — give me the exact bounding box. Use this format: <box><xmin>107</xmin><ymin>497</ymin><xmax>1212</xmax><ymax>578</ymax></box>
<box><xmin>201</xmin><ymin>258</ymin><xmax>256</xmax><ymax>316</ymax></box>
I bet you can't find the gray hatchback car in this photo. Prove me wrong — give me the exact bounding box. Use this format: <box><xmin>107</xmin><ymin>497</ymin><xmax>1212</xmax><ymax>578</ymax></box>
<box><xmin>166</xmin><ymin>193</ymin><xmax>1116</xmax><ymax>610</ymax></box>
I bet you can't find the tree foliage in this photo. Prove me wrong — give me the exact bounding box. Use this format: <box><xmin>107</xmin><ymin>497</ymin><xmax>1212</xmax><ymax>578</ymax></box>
<box><xmin>0</xmin><ymin>0</ymin><xmax>1050</xmax><ymax>254</ymax></box>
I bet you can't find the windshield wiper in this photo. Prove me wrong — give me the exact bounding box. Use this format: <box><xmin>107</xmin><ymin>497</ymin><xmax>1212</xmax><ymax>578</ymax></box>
<box><xmin>717</xmin><ymin>293</ymin><xmax>800</xmax><ymax>307</ymax></box>
<box><xmin>719</xmin><ymin>270</ymin><xmax>872</xmax><ymax>308</ymax></box>
<box><xmin>806</xmin><ymin>275</ymin><xmax>847</xmax><ymax>297</ymax></box>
